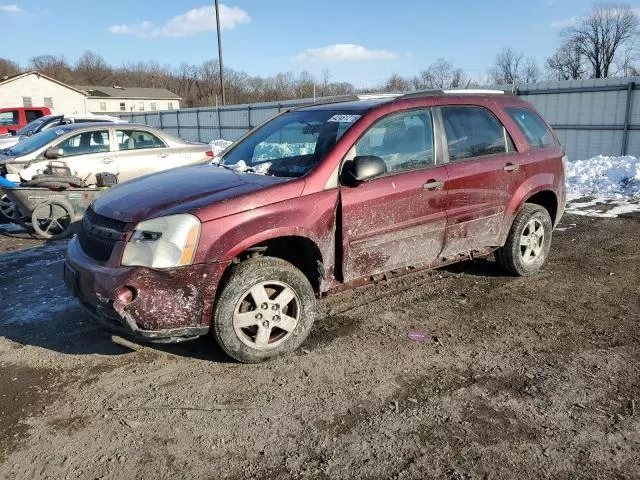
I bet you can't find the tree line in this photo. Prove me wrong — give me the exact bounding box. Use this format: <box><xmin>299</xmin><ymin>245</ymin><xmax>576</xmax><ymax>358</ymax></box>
<box><xmin>0</xmin><ymin>2</ymin><xmax>637</xmax><ymax>107</ymax></box>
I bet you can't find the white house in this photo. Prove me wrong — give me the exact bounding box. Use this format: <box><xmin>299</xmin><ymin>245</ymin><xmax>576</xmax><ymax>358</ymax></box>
<box><xmin>0</xmin><ymin>71</ymin><xmax>181</xmax><ymax>115</ymax></box>
<box><xmin>0</xmin><ymin>71</ymin><xmax>87</xmax><ymax>114</ymax></box>
<box><xmin>76</xmin><ymin>86</ymin><xmax>181</xmax><ymax>114</ymax></box>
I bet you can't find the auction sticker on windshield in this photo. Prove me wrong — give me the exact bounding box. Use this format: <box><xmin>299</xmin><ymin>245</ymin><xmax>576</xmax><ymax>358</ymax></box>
<box><xmin>328</xmin><ymin>115</ymin><xmax>361</xmax><ymax>123</ymax></box>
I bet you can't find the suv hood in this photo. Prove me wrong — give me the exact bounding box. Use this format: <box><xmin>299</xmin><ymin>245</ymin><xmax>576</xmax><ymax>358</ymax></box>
<box><xmin>92</xmin><ymin>164</ymin><xmax>293</xmax><ymax>223</ymax></box>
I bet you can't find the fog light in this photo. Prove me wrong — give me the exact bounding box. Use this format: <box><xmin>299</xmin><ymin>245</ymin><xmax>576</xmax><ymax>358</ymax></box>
<box><xmin>115</xmin><ymin>286</ymin><xmax>137</xmax><ymax>304</ymax></box>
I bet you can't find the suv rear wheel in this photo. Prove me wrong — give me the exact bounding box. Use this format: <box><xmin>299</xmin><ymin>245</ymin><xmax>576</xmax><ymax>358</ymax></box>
<box><xmin>212</xmin><ymin>256</ymin><xmax>316</xmax><ymax>363</ymax></box>
<box><xmin>496</xmin><ymin>204</ymin><xmax>553</xmax><ymax>276</ymax></box>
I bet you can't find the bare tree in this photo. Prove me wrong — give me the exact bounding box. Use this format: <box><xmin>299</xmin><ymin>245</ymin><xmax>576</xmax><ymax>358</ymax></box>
<box><xmin>414</xmin><ymin>58</ymin><xmax>467</xmax><ymax>89</ymax></box>
<box><xmin>28</xmin><ymin>55</ymin><xmax>74</xmax><ymax>83</ymax></box>
<box><xmin>546</xmin><ymin>40</ymin><xmax>586</xmax><ymax>80</ymax></box>
<box><xmin>0</xmin><ymin>57</ymin><xmax>20</xmax><ymax>78</ymax></box>
<box><xmin>384</xmin><ymin>73</ymin><xmax>412</xmax><ymax>92</ymax></box>
<box><xmin>489</xmin><ymin>47</ymin><xmax>523</xmax><ymax>85</ymax></box>
<box><xmin>75</xmin><ymin>51</ymin><xmax>112</xmax><ymax>85</ymax></box>
<box><xmin>562</xmin><ymin>3</ymin><xmax>639</xmax><ymax>78</ymax></box>
<box><xmin>521</xmin><ymin>57</ymin><xmax>541</xmax><ymax>83</ymax></box>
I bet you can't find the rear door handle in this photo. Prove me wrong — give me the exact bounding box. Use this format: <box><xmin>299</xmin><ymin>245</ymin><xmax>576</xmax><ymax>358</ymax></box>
<box><xmin>423</xmin><ymin>180</ymin><xmax>444</xmax><ymax>190</ymax></box>
<box><xmin>503</xmin><ymin>163</ymin><xmax>520</xmax><ymax>172</ymax></box>
<box><xmin>102</xmin><ymin>158</ymin><xmax>114</xmax><ymax>164</ymax></box>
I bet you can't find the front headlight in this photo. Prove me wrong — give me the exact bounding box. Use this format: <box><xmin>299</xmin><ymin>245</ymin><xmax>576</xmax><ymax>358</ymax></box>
<box><xmin>121</xmin><ymin>214</ymin><xmax>201</xmax><ymax>269</ymax></box>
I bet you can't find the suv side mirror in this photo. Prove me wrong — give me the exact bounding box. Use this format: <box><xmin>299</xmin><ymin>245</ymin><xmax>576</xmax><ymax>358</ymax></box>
<box><xmin>344</xmin><ymin>155</ymin><xmax>387</xmax><ymax>184</ymax></box>
<box><xmin>44</xmin><ymin>147</ymin><xmax>64</xmax><ymax>159</ymax></box>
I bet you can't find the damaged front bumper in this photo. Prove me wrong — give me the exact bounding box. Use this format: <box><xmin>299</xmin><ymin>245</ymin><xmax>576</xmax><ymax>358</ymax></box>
<box><xmin>64</xmin><ymin>236</ymin><xmax>229</xmax><ymax>343</ymax></box>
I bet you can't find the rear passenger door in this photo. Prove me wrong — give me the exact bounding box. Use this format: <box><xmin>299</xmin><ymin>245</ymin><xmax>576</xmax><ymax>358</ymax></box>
<box><xmin>340</xmin><ymin>108</ymin><xmax>448</xmax><ymax>282</ymax></box>
<box><xmin>114</xmin><ymin>129</ymin><xmax>174</xmax><ymax>181</ymax></box>
<box><xmin>438</xmin><ymin>105</ymin><xmax>523</xmax><ymax>257</ymax></box>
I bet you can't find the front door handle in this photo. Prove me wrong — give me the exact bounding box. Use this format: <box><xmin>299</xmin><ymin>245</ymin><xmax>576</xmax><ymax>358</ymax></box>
<box><xmin>423</xmin><ymin>180</ymin><xmax>444</xmax><ymax>190</ymax></box>
<box><xmin>102</xmin><ymin>158</ymin><xmax>114</xmax><ymax>164</ymax></box>
<box><xmin>503</xmin><ymin>163</ymin><xmax>520</xmax><ymax>172</ymax></box>
<box><xmin>158</xmin><ymin>153</ymin><xmax>169</xmax><ymax>159</ymax></box>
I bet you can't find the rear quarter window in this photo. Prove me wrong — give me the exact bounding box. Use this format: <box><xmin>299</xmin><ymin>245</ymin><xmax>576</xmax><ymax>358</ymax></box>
<box><xmin>506</xmin><ymin>107</ymin><xmax>557</xmax><ymax>149</ymax></box>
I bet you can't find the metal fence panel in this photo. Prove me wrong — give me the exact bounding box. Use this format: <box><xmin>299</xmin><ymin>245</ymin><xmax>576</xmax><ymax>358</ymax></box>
<box><xmin>118</xmin><ymin>77</ymin><xmax>640</xmax><ymax>160</ymax></box>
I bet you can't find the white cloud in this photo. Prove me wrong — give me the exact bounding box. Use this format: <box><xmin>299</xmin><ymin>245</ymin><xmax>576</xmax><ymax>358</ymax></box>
<box><xmin>0</xmin><ymin>4</ymin><xmax>22</xmax><ymax>13</ymax></box>
<box><xmin>108</xmin><ymin>4</ymin><xmax>250</xmax><ymax>38</ymax></box>
<box><xmin>292</xmin><ymin>44</ymin><xmax>400</xmax><ymax>63</ymax></box>
<box><xmin>550</xmin><ymin>16</ymin><xmax>580</xmax><ymax>28</ymax></box>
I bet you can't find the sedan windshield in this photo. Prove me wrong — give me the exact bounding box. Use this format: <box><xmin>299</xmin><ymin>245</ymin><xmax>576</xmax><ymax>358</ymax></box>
<box><xmin>5</xmin><ymin>128</ymin><xmax>67</xmax><ymax>157</ymax></box>
<box><xmin>221</xmin><ymin>110</ymin><xmax>362</xmax><ymax>177</ymax></box>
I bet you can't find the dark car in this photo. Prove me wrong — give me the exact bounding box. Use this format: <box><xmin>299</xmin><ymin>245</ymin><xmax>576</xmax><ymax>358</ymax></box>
<box><xmin>64</xmin><ymin>90</ymin><xmax>566</xmax><ymax>363</ymax></box>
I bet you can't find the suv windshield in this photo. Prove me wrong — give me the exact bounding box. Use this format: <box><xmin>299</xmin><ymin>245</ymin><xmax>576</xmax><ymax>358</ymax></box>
<box><xmin>5</xmin><ymin>128</ymin><xmax>68</xmax><ymax>157</ymax></box>
<box><xmin>15</xmin><ymin>116</ymin><xmax>61</xmax><ymax>137</ymax></box>
<box><xmin>221</xmin><ymin>110</ymin><xmax>362</xmax><ymax>177</ymax></box>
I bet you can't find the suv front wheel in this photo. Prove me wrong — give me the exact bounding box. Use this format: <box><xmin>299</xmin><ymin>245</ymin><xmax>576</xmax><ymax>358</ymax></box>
<box><xmin>496</xmin><ymin>204</ymin><xmax>553</xmax><ymax>276</ymax></box>
<box><xmin>212</xmin><ymin>256</ymin><xmax>316</xmax><ymax>363</ymax></box>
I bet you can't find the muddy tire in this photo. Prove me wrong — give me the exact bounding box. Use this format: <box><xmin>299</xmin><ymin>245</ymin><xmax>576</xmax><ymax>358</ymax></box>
<box><xmin>495</xmin><ymin>204</ymin><xmax>553</xmax><ymax>276</ymax></box>
<box><xmin>212</xmin><ymin>256</ymin><xmax>316</xmax><ymax>363</ymax></box>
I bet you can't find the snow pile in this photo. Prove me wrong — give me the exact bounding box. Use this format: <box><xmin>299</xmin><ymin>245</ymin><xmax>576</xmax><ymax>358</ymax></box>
<box><xmin>565</xmin><ymin>155</ymin><xmax>640</xmax><ymax>218</ymax></box>
<box><xmin>210</xmin><ymin>139</ymin><xmax>233</xmax><ymax>156</ymax></box>
<box><xmin>566</xmin><ymin>155</ymin><xmax>640</xmax><ymax>199</ymax></box>
<box><xmin>222</xmin><ymin>160</ymin><xmax>272</xmax><ymax>175</ymax></box>
<box><xmin>254</xmin><ymin>142</ymin><xmax>316</xmax><ymax>161</ymax></box>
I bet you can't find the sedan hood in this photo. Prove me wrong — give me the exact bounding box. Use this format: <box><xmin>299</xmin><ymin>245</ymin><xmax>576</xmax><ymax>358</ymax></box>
<box><xmin>92</xmin><ymin>164</ymin><xmax>292</xmax><ymax>223</ymax></box>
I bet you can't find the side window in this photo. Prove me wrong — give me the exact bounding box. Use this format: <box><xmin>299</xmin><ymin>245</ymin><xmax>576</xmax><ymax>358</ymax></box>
<box><xmin>56</xmin><ymin>130</ymin><xmax>110</xmax><ymax>157</ymax></box>
<box><xmin>117</xmin><ymin>130</ymin><xmax>166</xmax><ymax>151</ymax></box>
<box><xmin>25</xmin><ymin>110</ymin><xmax>44</xmax><ymax>123</ymax></box>
<box><xmin>506</xmin><ymin>107</ymin><xmax>556</xmax><ymax>149</ymax></box>
<box><xmin>0</xmin><ymin>110</ymin><xmax>19</xmax><ymax>126</ymax></box>
<box><xmin>353</xmin><ymin>109</ymin><xmax>434</xmax><ymax>174</ymax></box>
<box><xmin>441</xmin><ymin>106</ymin><xmax>508</xmax><ymax>162</ymax></box>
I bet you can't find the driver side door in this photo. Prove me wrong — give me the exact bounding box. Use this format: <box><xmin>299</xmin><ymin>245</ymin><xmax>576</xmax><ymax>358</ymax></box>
<box><xmin>339</xmin><ymin>108</ymin><xmax>448</xmax><ymax>282</ymax></box>
<box><xmin>50</xmin><ymin>129</ymin><xmax>117</xmax><ymax>183</ymax></box>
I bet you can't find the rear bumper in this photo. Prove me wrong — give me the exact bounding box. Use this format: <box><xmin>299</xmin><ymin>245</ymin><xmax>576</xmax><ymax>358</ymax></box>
<box><xmin>65</xmin><ymin>237</ymin><xmax>229</xmax><ymax>343</ymax></box>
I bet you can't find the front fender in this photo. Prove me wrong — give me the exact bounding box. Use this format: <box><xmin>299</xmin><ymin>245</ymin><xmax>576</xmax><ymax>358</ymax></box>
<box><xmin>195</xmin><ymin>189</ymin><xmax>340</xmax><ymax>267</ymax></box>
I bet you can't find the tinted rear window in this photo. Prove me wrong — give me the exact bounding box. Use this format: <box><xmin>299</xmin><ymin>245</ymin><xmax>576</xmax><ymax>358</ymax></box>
<box><xmin>506</xmin><ymin>107</ymin><xmax>556</xmax><ymax>149</ymax></box>
<box><xmin>441</xmin><ymin>106</ymin><xmax>508</xmax><ymax>161</ymax></box>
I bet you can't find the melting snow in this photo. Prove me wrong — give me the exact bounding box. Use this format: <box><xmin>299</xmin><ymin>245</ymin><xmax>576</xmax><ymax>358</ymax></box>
<box><xmin>565</xmin><ymin>155</ymin><xmax>640</xmax><ymax>217</ymax></box>
<box><xmin>210</xmin><ymin>139</ymin><xmax>233</xmax><ymax>156</ymax></box>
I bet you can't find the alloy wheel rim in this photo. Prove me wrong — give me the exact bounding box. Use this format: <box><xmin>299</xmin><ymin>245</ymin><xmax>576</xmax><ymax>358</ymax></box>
<box><xmin>520</xmin><ymin>218</ymin><xmax>545</xmax><ymax>264</ymax></box>
<box><xmin>232</xmin><ymin>280</ymin><xmax>300</xmax><ymax>351</ymax></box>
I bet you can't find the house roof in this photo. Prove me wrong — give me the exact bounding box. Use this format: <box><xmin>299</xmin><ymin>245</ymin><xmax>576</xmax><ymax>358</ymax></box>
<box><xmin>75</xmin><ymin>85</ymin><xmax>181</xmax><ymax>100</ymax></box>
<box><xmin>0</xmin><ymin>71</ymin><xmax>88</xmax><ymax>96</ymax></box>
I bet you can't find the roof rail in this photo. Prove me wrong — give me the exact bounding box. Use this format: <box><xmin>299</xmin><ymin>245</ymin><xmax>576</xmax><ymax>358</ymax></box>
<box><xmin>356</xmin><ymin>93</ymin><xmax>403</xmax><ymax>100</ymax></box>
<box><xmin>443</xmin><ymin>89</ymin><xmax>506</xmax><ymax>95</ymax></box>
<box><xmin>396</xmin><ymin>88</ymin><xmax>508</xmax><ymax>101</ymax></box>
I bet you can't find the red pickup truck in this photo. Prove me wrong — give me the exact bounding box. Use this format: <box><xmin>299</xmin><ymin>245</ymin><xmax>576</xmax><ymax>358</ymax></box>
<box><xmin>0</xmin><ymin>107</ymin><xmax>51</xmax><ymax>135</ymax></box>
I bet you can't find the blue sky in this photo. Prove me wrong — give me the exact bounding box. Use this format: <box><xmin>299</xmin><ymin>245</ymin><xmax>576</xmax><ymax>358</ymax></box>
<box><xmin>2</xmin><ymin>0</ymin><xmax>638</xmax><ymax>87</ymax></box>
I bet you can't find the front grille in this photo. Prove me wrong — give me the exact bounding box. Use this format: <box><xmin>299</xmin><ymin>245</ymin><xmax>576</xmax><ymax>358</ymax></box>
<box><xmin>78</xmin><ymin>207</ymin><xmax>131</xmax><ymax>262</ymax></box>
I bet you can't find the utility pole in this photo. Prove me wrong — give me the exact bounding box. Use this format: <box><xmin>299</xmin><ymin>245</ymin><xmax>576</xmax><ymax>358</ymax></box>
<box><xmin>214</xmin><ymin>0</ymin><xmax>225</xmax><ymax>105</ymax></box>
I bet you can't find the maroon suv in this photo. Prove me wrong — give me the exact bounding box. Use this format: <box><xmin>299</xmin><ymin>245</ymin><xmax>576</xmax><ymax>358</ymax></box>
<box><xmin>64</xmin><ymin>91</ymin><xmax>566</xmax><ymax>363</ymax></box>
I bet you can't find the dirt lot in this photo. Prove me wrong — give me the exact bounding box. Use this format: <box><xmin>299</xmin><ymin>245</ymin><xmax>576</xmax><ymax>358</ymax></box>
<box><xmin>0</xmin><ymin>212</ymin><xmax>639</xmax><ymax>480</ymax></box>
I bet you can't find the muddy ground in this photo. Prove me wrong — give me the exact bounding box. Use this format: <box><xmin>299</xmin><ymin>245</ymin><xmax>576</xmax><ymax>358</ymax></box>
<box><xmin>0</xmin><ymin>213</ymin><xmax>638</xmax><ymax>480</ymax></box>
